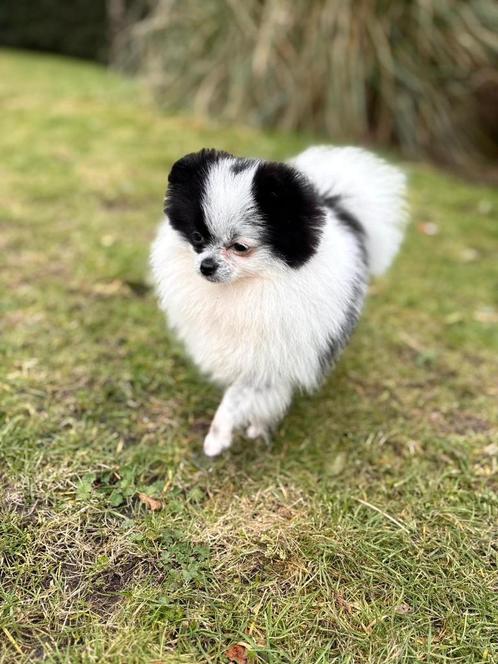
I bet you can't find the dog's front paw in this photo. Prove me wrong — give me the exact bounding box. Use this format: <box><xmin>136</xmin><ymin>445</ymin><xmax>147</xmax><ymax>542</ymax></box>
<box><xmin>246</xmin><ymin>423</ymin><xmax>270</xmax><ymax>443</ymax></box>
<box><xmin>203</xmin><ymin>429</ymin><xmax>232</xmax><ymax>457</ymax></box>
<box><xmin>246</xmin><ymin>423</ymin><xmax>265</xmax><ymax>439</ymax></box>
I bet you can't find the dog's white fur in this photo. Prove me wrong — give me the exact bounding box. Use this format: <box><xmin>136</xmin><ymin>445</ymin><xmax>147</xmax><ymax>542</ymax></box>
<box><xmin>151</xmin><ymin>146</ymin><xmax>407</xmax><ymax>456</ymax></box>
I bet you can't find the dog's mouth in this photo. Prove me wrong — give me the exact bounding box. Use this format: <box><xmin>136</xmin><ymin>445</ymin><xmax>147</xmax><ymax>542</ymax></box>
<box><xmin>199</xmin><ymin>270</ymin><xmax>229</xmax><ymax>284</ymax></box>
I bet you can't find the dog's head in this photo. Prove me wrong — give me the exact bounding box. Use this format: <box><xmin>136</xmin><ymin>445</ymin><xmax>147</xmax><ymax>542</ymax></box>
<box><xmin>164</xmin><ymin>148</ymin><xmax>324</xmax><ymax>283</ymax></box>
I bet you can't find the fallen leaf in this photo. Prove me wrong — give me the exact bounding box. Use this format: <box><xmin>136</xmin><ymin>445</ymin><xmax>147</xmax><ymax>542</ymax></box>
<box><xmin>226</xmin><ymin>643</ymin><xmax>248</xmax><ymax>664</ymax></box>
<box><xmin>406</xmin><ymin>439</ymin><xmax>422</xmax><ymax>456</ymax></box>
<box><xmin>395</xmin><ymin>603</ymin><xmax>412</xmax><ymax>614</ymax></box>
<box><xmin>444</xmin><ymin>312</ymin><xmax>464</xmax><ymax>325</ymax></box>
<box><xmin>473</xmin><ymin>307</ymin><xmax>498</xmax><ymax>324</ymax></box>
<box><xmin>92</xmin><ymin>280</ymin><xmax>128</xmax><ymax>296</ymax></box>
<box><xmin>336</xmin><ymin>592</ymin><xmax>353</xmax><ymax>614</ymax></box>
<box><xmin>418</xmin><ymin>222</ymin><xmax>439</xmax><ymax>236</ymax></box>
<box><xmin>459</xmin><ymin>247</ymin><xmax>479</xmax><ymax>262</ymax></box>
<box><xmin>100</xmin><ymin>234</ymin><xmax>116</xmax><ymax>247</ymax></box>
<box><xmin>137</xmin><ymin>492</ymin><xmax>163</xmax><ymax>511</ymax></box>
<box><xmin>478</xmin><ymin>200</ymin><xmax>493</xmax><ymax>215</ymax></box>
<box><xmin>326</xmin><ymin>452</ymin><xmax>347</xmax><ymax>477</ymax></box>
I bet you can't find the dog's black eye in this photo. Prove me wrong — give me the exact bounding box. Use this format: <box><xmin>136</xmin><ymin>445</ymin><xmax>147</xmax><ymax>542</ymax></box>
<box><xmin>231</xmin><ymin>242</ymin><xmax>249</xmax><ymax>253</ymax></box>
<box><xmin>192</xmin><ymin>231</ymin><xmax>203</xmax><ymax>245</ymax></box>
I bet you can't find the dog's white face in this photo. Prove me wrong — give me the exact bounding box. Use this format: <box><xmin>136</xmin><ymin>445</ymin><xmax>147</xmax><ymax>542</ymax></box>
<box><xmin>188</xmin><ymin>159</ymin><xmax>273</xmax><ymax>282</ymax></box>
<box><xmin>164</xmin><ymin>149</ymin><xmax>325</xmax><ymax>284</ymax></box>
<box><xmin>192</xmin><ymin>238</ymin><xmax>276</xmax><ymax>284</ymax></box>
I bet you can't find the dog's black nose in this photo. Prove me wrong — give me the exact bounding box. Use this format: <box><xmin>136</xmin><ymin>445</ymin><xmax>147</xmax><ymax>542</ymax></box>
<box><xmin>200</xmin><ymin>257</ymin><xmax>218</xmax><ymax>276</ymax></box>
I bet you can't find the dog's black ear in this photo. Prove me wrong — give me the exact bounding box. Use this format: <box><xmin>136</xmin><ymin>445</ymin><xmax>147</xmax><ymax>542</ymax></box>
<box><xmin>253</xmin><ymin>162</ymin><xmax>324</xmax><ymax>268</ymax></box>
<box><xmin>168</xmin><ymin>148</ymin><xmax>232</xmax><ymax>186</ymax></box>
<box><xmin>165</xmin><ymin>149</ymin><xmax>232</xmax><ymax>248</ymax></box>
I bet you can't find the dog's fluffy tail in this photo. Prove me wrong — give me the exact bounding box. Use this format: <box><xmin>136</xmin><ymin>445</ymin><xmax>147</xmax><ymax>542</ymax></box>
<box><xmin>290</xmin><ymin>145</ymin><xmax>408</xmax><ymax>276</ymax></box>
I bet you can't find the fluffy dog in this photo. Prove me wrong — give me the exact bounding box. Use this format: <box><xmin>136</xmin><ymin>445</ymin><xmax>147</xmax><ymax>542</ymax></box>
<box><xmin>151</xmin><ymin>146</ymin><xmax>407</xmax><ymax>456</ymax></box>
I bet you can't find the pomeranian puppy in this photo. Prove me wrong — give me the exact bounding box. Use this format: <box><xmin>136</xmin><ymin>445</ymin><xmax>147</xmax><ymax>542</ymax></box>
<box><xmin>151</xmin><ymin>146</ymin><xmax>407</xmax><ymax>456</ymax></box>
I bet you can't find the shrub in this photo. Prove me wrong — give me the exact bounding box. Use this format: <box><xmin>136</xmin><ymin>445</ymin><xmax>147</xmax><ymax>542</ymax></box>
<box><xmin>0</xmin><ymin>0</ymin><xmax>146</xmax><ymax>63</ymax></box>
<box><xmin>118</xmin><ymin>0</ymin><xmax>498</xmax><ymax>165</ymax></box>
<box><xmin>0</xmin><ymin>0</ymin><xmax>109</xmax><ymax>62</ymax></box>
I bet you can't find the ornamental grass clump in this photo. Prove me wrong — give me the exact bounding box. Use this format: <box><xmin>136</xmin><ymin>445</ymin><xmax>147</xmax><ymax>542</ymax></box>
<box><xmin>118</xmin><ymin>0</ymin><xmax>498</xmax><ymax>165</ymax></box>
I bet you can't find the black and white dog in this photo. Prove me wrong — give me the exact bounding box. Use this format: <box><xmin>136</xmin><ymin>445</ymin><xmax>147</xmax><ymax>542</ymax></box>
<box><xmin>151</xmin><ymin>146</ymin><xmax>407</xmax><ymax>456</ymax></box>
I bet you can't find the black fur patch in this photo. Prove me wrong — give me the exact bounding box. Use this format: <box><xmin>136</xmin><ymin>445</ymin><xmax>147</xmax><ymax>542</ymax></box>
<box><xmin>318</xmin><ymin>274</ymin><xmax>367</xmax><ymax>375</ymax></box>
<box><xmin>316</xmin><ymin>195</ymin><xmax>369</xmax><ymax>374</ymax></box>
<box><xmin>252</xmin><ymin>162</ymin><xmax>325</xmax><ymax>268</ymax></box>
<box><xmin>231</xmin><ymin>159</ymin><xmax>253</xmax><ymax>175</ymax></box>
<box><xmin>323</xmin><ymin>195</ymin><xmax>368</xmax><ymax>267</ymax></box>
<box><xmin>165</xmin><ymin>148</ymin><xmax>233</xmax><ymax>252</ymax></box>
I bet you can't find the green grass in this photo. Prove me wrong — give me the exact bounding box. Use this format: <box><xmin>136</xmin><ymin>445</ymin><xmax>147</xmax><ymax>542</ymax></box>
<box><xmin>0</xmin><ymin>50</ymin><xmax>497</xmax><ymax>663</ymax></box>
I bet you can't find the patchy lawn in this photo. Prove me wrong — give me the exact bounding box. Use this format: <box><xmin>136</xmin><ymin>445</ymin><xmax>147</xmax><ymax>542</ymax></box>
<box><xmin>0</xmin><ymin>51</ymin><xmax>497</xmax><ymax>663</ymax></box>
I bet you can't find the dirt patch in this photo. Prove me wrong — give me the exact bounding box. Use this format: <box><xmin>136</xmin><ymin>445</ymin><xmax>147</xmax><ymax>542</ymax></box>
<box><xmin>428</xmin><ymin>410</ymin><xmax>492</xmax><ymax>435</ymax></box>
<box><xmin>1</xmin><ymin>500</ymin><xmax>163</xmax><ymax>621</ymax></box>
<box><xmin>88</xmin><ymin>556</ymin><xmax>161</xmax><ymax>615</ymax></box>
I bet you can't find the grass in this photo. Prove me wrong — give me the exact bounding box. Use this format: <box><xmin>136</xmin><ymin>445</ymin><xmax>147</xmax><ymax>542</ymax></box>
<box><xmin>0</xmin><ymin>50</ymin><xmax>497</xmax><ymax>663</ymax></box>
